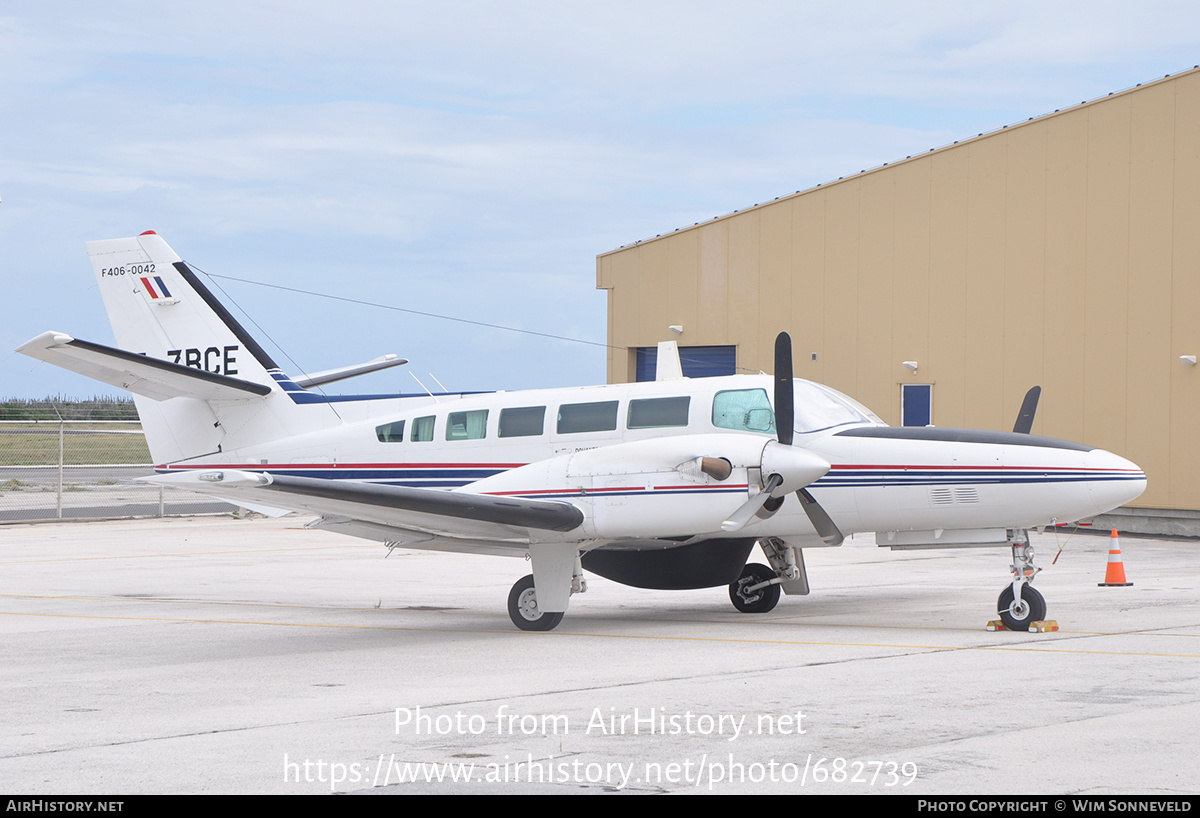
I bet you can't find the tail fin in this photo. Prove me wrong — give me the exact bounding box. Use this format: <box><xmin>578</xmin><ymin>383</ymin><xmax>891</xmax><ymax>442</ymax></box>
<box><xmin>87</xmin><ymin>231</ymin><xmax>280</xmax><ymax>388</ymax></box>
<box><xmin>84</xmin><ymin>233</ymin><xmax>285</xmax><ymax>464</ymax></box>
<box><xmin>20</xmin><ymin>232</ymin><xmax>338</xmax><ymax>465</ymax></box>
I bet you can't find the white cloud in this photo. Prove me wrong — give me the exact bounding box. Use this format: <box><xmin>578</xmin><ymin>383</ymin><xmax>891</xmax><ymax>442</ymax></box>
<box><xmin>3</xmin><ymin>1</ymin><xmax>1200</xmax><ymax>395</ymax></box>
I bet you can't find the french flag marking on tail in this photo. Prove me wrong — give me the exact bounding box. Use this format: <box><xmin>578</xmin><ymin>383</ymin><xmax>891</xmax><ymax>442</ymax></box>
<box><xmin>140</xmin><ymin>276</ymin><xmax>173</xmax><ymax>300</ymax></box>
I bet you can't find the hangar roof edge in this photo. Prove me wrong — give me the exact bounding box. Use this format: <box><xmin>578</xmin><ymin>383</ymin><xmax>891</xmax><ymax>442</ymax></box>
<box><xmin>598</xmin><ymin>65</ymin><xmax>1200</xmax><ymax>260</ymax></box>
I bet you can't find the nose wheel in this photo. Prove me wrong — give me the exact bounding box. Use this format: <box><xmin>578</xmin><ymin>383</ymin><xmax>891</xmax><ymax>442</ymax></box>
<box><xmin>997</xmin><ymin>584</ymin><xmax>1046</xmax><ymax>630</ymax></box>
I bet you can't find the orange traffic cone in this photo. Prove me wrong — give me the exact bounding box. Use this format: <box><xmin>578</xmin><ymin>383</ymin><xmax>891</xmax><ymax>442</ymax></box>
<box><xmin>1099</xmin><ymin>529</ymin><xmax>1133</xmax><ymax>587</ymax></box>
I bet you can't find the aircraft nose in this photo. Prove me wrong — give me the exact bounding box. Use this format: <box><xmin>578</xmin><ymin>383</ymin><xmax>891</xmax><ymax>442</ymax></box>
<box><xmin>1085</xmin><ymin>448</ymin><xmax>1147</xmax><ymax>514</ymax></box>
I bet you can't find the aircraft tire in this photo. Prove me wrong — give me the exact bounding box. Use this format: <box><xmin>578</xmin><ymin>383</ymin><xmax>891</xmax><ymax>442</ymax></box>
<box><xmin>997</xmin><ymin>584</ymin><xmax>1046</xmax><ymax>631</ymax></box>
<box><xmin>508</xmin><ymin>574</ymin><xmax>564</xmax><ymax>632</ymax></box>
<box><xmin>729</xmin><ymin>563</ymin><xmax>781</xmax><ymax>614</ymax></box>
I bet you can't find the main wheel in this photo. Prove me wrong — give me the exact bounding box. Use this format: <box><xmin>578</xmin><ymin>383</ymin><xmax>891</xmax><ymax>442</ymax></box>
<box><xmin>997</xmin><ymin>584</ymin><xmax>1046</xmax><ymax>631</ymax></box>
<box><xmin>507</xmin><ymin>574</ymin><xmax>564</xmax><ymax>632</ymax></box>
<box><xmin>729</xmin><ymin>563</ymin><xmax>781</xmax><ymax>613</ymax></box>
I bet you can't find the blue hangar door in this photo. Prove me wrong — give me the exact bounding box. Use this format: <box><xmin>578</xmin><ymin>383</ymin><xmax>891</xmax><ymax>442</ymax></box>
<box><xmin>634</xmin><ymin>345</ymin><xmax>737</xmax><ymax>382</ymax></box>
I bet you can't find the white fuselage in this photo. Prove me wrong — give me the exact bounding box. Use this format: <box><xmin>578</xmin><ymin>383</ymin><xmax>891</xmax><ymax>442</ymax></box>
<box><xmin>159</xmin><ymin>373</ymin><xmax>1147</xmax><ymax>550</ymax></box>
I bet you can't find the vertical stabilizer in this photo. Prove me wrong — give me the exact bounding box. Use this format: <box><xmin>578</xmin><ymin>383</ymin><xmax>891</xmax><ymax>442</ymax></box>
<box><xmin>84</xmin><ymin>233</ymin><xmax>333</xmax><ymax>464</ymax></box>
<box><xmin>87</xmin><ymin>232</ymin><xmax>279</xmax><ymax>386</ymax></box>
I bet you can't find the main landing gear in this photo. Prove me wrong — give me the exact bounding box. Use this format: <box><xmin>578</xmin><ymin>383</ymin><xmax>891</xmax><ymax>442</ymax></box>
<box><xmin>729</xmin><ymin>563</ymin><xmax>781</xmax><ymax>613</ymax></box>
<box><xmin>997</xmin><ymin>530</ymin><xmax>1047</xmax><ymax>630</ymax></box>
<box><xmin>507</xmin><ymin>575</ymin><xmax>564</xmax><ymax>632</ymax></box>
<box><xmin>506</xmin><ymin>557</ymin><xmax>587</xmax><ymax>632</ymax></box>
<box><xmin>727</xmin><ymin>539</ymin><xmax>806</xmax><ymax>614</ymax></box>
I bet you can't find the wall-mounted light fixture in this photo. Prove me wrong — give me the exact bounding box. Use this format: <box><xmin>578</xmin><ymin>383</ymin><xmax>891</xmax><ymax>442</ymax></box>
<box><xmin>902</xmin><ymin>361</ymin><xmax>919</xmax><ymax>372</ymax></box>
<box><xmin>1181</xmin><ymin>355</ymin><xmax>1197</xmax><ymax>366</ymax></box>
<box><xmin>668</xmin><ymin>325</ymin><xmax>683</xmax><ymax>334</ymax></box>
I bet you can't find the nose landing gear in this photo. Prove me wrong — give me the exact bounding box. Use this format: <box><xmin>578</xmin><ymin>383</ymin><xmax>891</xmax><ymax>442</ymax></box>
<box><xmin>997</xmin><ymin>531</ymin><xmax>1047</xmax><ymax>631</ymax></box>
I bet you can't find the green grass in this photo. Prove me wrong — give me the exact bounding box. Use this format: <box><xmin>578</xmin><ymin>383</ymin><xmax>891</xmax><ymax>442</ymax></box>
<box><xmin>0</xmin><ymin>425</ymin><xmax>152</xmax><ymax>466</ymax></box>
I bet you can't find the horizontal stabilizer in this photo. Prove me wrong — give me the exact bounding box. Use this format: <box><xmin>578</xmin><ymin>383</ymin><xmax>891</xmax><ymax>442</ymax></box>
<box><xmin>16</xmin><ymin>331</ymin><xmax>273</xmax><ymax>402</ymax></box>
<box><xmin>293</xmin><ymin>354</ymin><xmax>408</xmax><ymax>388</ymax></box>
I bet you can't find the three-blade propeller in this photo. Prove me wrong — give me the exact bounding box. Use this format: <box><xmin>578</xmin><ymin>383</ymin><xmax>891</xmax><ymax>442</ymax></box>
<box><xmin>721</xmin><ymin>332</ymin><xmax>845</xmax><ymax>546</ymax></box>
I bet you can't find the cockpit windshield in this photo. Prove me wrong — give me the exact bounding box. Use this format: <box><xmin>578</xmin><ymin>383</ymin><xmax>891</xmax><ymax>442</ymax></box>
<box><xmin>792</xmin><ymin>380</ymin><xmax>884</xmax><ymax>433</ymax></box>
<box><xmin>712</xmin><ymin>381</ymin><xmax>882</xmax><ymax>436</ymax></box>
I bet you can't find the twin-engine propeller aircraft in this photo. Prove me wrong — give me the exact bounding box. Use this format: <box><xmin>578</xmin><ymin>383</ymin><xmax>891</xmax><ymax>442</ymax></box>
<box><xmin>18</xmin><ymin>233</ymin><xmax>1147</xmax><ymax>631</ymax></box>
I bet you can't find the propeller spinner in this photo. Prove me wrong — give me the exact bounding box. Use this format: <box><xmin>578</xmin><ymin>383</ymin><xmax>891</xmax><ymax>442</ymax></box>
<box><xmin>720</xmin><ymin>332</ymin><xmax>845</xmax><ymax>546</ymax></box>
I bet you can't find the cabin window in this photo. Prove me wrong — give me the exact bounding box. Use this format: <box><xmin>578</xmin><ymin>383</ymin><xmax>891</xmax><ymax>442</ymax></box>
<box><xmin>557</xmin><ymin>400</ymin><xmax>619</xmax><ymax>434</ymax></box>
<box><xmin>375</xmin><ymin>420</ymin><xmax>405</xmax><ymax>443</ymax></box>
<box><xmin>712</xmin><ymin>389</ymin><xmax>776</xmax><ymax>434</ymax></box>
<box><xmin>411</xmin><ymin>415</ymin><xmax>435</xmax><ymax>442</ymax></box>
<box><xmin>627</xmin><ymin>396</ymin><xmax>690</xmax><ymax>429</ymax></box>
<box><xmin>447</xmin><ymin>409</ymin><xmax>488</xmax><ymax>440</ymax></box>
<box><xmin>499</xmin><ymin>406</ymin><xmax>546</xmax><ymax>438</ymax></box>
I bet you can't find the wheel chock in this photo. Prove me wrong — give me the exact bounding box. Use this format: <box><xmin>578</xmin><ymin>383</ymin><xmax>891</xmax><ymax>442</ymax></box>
<box><xmin>987</xmin><ymin>619</ymin><xmax>1059</xmax><ymax>632</ymax></box>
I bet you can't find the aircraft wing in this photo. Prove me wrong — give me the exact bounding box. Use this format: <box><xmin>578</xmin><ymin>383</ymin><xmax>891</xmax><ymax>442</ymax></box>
<box><xmin>16</xmin><ymin>332</ymin><xmax>272</xmax><ymax>402</ymax></box>
<box><xmin>144</xmin><ymin>470</ymin><xmax>585</xmax><ymax>551</ymax></box>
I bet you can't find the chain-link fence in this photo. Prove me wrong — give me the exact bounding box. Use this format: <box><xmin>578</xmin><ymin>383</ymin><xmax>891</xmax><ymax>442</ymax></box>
<box><xmin>0</xmin><ymin>420</ymin><xmax>234</xmax><ymax>523</ymax></box>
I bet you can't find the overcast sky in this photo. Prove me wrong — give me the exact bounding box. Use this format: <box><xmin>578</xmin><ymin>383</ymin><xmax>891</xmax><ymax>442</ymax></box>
<box><xmin>3</xmin><ymin>1</ymin><xmax>1200</xmax><ymax>399</ymax></box>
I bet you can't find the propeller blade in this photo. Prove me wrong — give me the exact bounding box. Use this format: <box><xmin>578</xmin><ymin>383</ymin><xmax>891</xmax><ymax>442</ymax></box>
<box><xmin>774</xmin><ymin>332</ymin><xmax>794</xmax><ymax>446</ymax></box>
<box><xmin>797</xmin><ymin>488</ymin><xmax>844</xmax><ymax>546</ymax></box>
<box><xmin>737</xmin><ymin>331</ymin><xmax>843</xmax><ymax>541</ymax></box>
<box><xmin>724</xmin><ymin>445</ymin><xmax>831</xmax><ymax>532</ymax></box>
<box><xmin>721</xmin><ymin>473</ymin><xmax>783</xmax><ymax>532</ymax></box>
<box><xmin>1013</xmin><ymin>386</ymin><xmax>1041</xmax><ymax>434</ymax></box>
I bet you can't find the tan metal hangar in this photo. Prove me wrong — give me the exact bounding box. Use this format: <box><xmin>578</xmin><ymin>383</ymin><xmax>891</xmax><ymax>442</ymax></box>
<box><xmin>597</xmin><ymin>67</ymin><xmax>1200</xmax><ymax>532</ymax></box>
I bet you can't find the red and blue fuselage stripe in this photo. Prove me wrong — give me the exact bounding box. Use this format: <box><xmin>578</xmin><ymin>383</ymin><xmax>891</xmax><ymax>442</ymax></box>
<box><xmin>154</xmin><ymin>462</ymin><xmax>1144</xmax><ymax>494</ymax></box>
<box><xmin>814</xmin><ymin>465</ymin><xmax>1145</xmax><ymax>486</ymax></box>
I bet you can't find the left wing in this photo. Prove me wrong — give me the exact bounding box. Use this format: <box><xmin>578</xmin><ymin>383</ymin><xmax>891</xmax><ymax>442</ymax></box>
<box><xmin>144</xmin><ymin>470</ymin><xmax>584</xmax><ymax>553</ymax></box>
